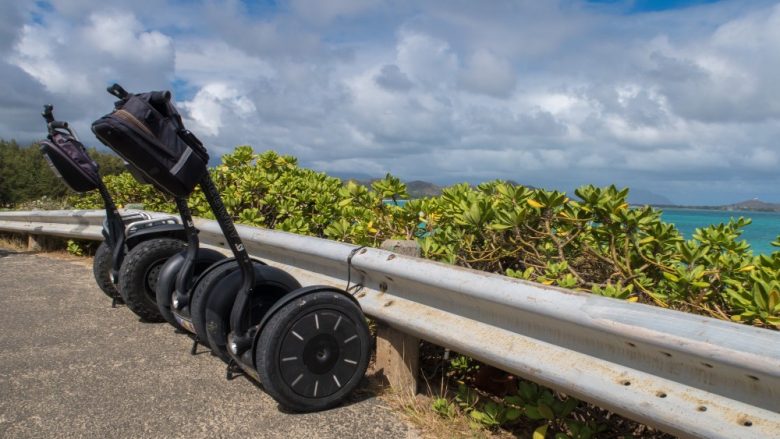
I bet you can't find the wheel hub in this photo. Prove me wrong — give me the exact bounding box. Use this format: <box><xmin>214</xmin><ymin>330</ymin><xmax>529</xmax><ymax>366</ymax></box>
<box><xmin>303</xmin><ymin>334</ymin><xmax>339</xmax><ymax>374</ymax></box>
<box><xmin>278</xmin><ymin>310</ymin><xmax>364</xmax><ymax>398</ymax></box>
<box><xmin>144</xmin><ymin>262</ymin><xmax>163</xmax><ymax>298</ymax></box>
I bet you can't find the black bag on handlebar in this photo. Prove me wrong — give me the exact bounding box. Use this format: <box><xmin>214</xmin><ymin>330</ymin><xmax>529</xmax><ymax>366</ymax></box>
<box><xmin>91</xmin><ymin>84</ymin><xmax>209</xmax><ymax>197</ymax></box>
<box><xmin>40</xmin><ymin>126</ymin><xmax>101</xmax><ymax>193</ymax></box>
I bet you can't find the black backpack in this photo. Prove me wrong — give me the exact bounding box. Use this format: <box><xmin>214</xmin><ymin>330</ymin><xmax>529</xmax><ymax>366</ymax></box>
<box><xmin>91</xmin><ymin>84</ymin><xmax>209</xmax><ymax>198</ymax></box>
<box><xmin>39</xmin><ymin>106</ymin><xmax>101</xmax><ymax>193</ymax></box>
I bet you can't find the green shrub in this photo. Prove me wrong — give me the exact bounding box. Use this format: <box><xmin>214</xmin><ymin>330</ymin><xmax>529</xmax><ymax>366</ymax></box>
<box><xmin>68</xmin><ymin>146</ymin><xmax>780</xmax><ymax>328</ymax></box>
<box><xmin>66</xmin><ymin>145</ymin><xmax>777</xmax><ymax>436</ymax></box>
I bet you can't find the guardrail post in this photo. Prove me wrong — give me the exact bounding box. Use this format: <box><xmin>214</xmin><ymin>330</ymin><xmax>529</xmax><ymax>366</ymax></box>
<box><xmin>27</xmin><ymin>234</ymin><xmax>46</xmax><ymax>251</ymax></box>
<box><xmin>376</xmin><ymin>240</ymin><xmax>420</xmax><ymax>395</ymax></box>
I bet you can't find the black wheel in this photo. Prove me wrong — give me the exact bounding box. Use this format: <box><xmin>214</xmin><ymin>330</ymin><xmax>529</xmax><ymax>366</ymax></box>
<box><xmin>192</xmin><ymin>262</ymin><xmax>300</xmax><ymax>362</ymax></box>
<box><xmin>119</xmin><ymin>238</ymin><xmax>185</xmax><ymax>322</ymax></box>
<box><xmin>155</xmin><ymin>248</ymin><xmax>227</xmax><ymax>331</ymax></box>
<box><xmin>93</xmin><ymin>241</ymin><xmax>122</xmax><ymax>302</ymax></box>
<box><xmin>190</xmin><ymin>261</ymin><xmax>240</xmax><ymax>349</ymax></box>
<box><xmin>255</xmin><ymin>290</ymin><xmax>370</xmax><ymax>412</ymax></box>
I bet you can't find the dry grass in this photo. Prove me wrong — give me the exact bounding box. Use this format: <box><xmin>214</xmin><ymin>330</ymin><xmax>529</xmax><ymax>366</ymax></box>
<box><xmin>0</xmin><ymin>232</ymin><xmax>93</xmax><ymax>267</ymax></box>
<box><xmin>374</xmin><ymin>362</ymin><xmax>519</xmax><ymax>439</ymax></box>
<box><xmin>384</xmin><ymin>391</ymin><xmax>504</xmax><ymax>439</ymax></box>
<box><xmin>0</xmin><ymin>233</ymin><xmax>28</xmax><ymax>251</ymax></box>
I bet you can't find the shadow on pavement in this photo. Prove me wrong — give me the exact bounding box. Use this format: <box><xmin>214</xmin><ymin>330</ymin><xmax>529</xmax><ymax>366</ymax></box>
<box><xmin>0</xmin><ymin>248</ymin><xmax>17</xmax><ymax>258</ymax></box>
<box><xmin>265</xmin><ymin>371</ymin><xmax>386</xmax><ymax>414</ymax></box>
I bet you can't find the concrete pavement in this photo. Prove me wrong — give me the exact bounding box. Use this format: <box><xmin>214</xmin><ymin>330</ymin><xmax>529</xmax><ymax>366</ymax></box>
<box><xmin>0</xmin><ymin>248</ymin><xmax>417</xmax><ymax>438</ymax></box>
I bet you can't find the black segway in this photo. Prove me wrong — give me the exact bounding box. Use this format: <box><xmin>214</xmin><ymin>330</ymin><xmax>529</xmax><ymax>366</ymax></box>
<box><xmin>39</xmin><ymin>105</ymin><xmax>182</xmax><ymax>311</ymax></box>
<box><xmin>93</xmin><ymin>84</ymin><xmax>370</xmax><ymax>412</ymax></box>
<box><xmin>154</xmin><ymin>198</ymin><xmax>228</xmax><ymax>335</ymax></box>
<box><xmin>94</xmin><ymin>85</ymin><xmax>301</xmax><ymax>358</ymax></box>
<box><xmin>152</xmin><ymin>190</ymin><xmax>305</xmax><ymax>361</ymax></box>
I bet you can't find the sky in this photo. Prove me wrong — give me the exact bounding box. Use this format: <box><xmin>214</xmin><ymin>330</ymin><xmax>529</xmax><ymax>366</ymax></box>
<box><xmin>1</xmin><ymin>0</ymin><xmax>779</xmax><ymax>205</ymax></box>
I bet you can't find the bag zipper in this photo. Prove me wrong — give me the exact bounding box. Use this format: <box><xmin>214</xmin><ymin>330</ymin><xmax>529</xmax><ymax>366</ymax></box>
<box><xmin>114</xmin><ymin>109</ymin><xmax>156</xmax><ymax>139</ymax></box>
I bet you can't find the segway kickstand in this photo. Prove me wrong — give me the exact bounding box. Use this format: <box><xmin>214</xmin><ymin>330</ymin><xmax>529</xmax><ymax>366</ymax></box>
<box><xmin>190</xmin><ymin>337</ymin><xmax>200</xmax><ymax>355</ymax></box>
<box><xmin>226</xmin><ymin>358</ymin><xmax>243</xmax><ymax>380</ymax></box>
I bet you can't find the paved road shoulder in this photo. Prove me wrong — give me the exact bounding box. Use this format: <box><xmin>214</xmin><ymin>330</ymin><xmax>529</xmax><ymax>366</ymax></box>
<box><xmin>0</xmin><ymin>248</ymin><xmax>415</xmax><ymax>439</ymax></box>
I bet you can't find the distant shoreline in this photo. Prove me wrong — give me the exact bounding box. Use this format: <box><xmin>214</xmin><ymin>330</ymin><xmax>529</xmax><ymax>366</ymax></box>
<box><xmin>649</xmin><ymin>204</ymin><xmax>780</xmax><ymax>213</ymax></box>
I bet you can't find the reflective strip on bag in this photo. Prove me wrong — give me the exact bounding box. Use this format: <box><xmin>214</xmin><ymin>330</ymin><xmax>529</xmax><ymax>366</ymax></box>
<box><xmin>170</xmin><ymin>146</ymin><xmax>193</xmax><ymax>176</ymax></box>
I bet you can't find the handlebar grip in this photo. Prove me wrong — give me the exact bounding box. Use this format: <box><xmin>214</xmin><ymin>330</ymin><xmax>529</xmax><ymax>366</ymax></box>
<box><xmin>107</xmin><ymin>83</ymin><xmax>129</xmax><ymax>99</ymax></box>
<box><xmin>42</xmin><ymin>104</ymin><xmax>54</xmax><ymax>123</ymax></box>
<box><xmin>149</xmin><ymin>90</ymin><xmax>171</xmax><ymax>106</ymax></box>
<box><xmin>49</xmin><ymin>121</ymin><xmax>69</xmax><ymax>130</ymax></box>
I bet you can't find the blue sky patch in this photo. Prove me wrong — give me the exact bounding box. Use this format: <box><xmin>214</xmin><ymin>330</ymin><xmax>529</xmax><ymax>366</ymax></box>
<box><xmin>588</xmin><ymin>0</ymin><xmax>720</xmax><ymax>13</ymax></box>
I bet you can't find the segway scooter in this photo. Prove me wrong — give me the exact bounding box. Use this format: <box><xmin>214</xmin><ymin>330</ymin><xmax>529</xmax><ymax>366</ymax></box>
<box><xmin>155</xmin><ymin>197</ymin><xmax>228</xmax><ymax>335</ymax></box>
<box><xmin>94</xmin><ymin>85</ymin><xmax>301</xmax><ymax>357</ymax></box>
<box><xmin>39</xmin><ymin>105</ymin><xmax>182</xmax><ymax>309</ymax></box>
<box><xmin>155</xmin><ymin>196</ymin><xmax>303</xmax><ymax>359</ymax></box>
<box><xmin>93</xmin><ymin>84</ymin><xmax>371</xmax><ymax>412</ymax></box>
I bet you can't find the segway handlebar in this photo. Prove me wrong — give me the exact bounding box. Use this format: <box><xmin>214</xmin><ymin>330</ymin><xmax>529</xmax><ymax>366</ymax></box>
<box><xmin>149</xmin><ymin>90</ymin><xmax>171</xmax><ymax>106</ymax></box>
<box><xmin>107</xmin><ymin>83</ymin><xmax>128</xmax><ymax>99</ymax></box>
<box><xmin>42</xmin><ymin>104</ymin><xmax>54</xmax><ymax>124</ymax></box>
<box><xmin>107</xmin><ymin>83</ymin><xmax>171</xmax><ymax>106</ymax></box>
<box><xmin>42</xmin><ymin>105</ymin><xmax>72</xmax><ymax>136</ymax></box>
<box><xmin>49</xmin><ymin>121</ymin><xmax>69</xmax><ymax>130</ymax></box>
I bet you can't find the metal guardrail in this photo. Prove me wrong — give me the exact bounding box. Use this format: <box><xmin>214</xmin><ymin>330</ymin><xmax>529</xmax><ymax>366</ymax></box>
<box><xmin>0</xmin><ymin>209</ymin><xmax>155</xmax><ymax>240</ymax></box>
<box><xmin>1</xmin><ymin>210</ymin><xmax>778</xmax><ymax>438</ymax></box>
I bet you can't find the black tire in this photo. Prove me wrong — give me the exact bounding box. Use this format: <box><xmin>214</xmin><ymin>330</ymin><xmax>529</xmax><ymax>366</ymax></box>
<box><xmin>255</xmin><ymin>290</ymin><xmax>370</xmax><ymax>412</ymax></box>
<box><xmin>119</xmin><ymin>238</ymin><xmax>185</xmax><ymax>322</ymax></box>
<box><xmin>192</xmin><ymin>262</ymin><xmax>300</xmax><ymax>362</ymax></box>
<box><xmin>190</xmin><ymin>261</ymin><xmax>239</xmax><ymax>349</ymax></box>
<box><xmin>93</xmin><ymin>241</ymin><xmax>121</xmax><ymax>301</ymax></box>
<box><xmin>155</xmin><ymin>248</ymin><xmax>227</xmax><ymax>332</ymax></box>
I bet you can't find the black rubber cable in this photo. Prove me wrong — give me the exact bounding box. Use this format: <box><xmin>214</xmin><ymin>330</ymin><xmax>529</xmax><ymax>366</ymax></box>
<box><xmin>345</xmin><ymin>245</ymin><xmax>367</xmax><ymax>294</ymax></box>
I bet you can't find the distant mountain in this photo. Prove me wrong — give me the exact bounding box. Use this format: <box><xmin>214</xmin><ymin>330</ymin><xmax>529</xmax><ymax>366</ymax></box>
<box><xmin>406</xmin><ymin>180</ymin><xmax>443</xmax><ymax>197</ymax></box>
<box><xmin>628</xmin><ymin>189</ymin><xmax>674</xmax><ymax>206</ymax></box>
<box><xmin>722</xmin><ymin>199</ymin><xmax>780</xmax><ymax>212</ymax></box>
<box><xmin>653</xmin><ymin>198</ymin><xmax>780</xmax><ymax>212</ymax></box>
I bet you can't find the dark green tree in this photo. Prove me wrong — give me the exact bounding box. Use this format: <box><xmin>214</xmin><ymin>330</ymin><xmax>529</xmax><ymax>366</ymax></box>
<box><xmin>0</xmin><ymin>139</ymin><xmax>124</xmax><ymax>206</ymax></box>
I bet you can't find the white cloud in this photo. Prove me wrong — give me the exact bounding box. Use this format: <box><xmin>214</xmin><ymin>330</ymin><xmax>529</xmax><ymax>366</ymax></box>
<box><xmin>290</xmin><ymin>0</ymin><xmax>382</xmax><ymax>25</ymax></box>
<box><xmin>2</xmin><ymin>0</ymin><xmax>780</xmax><ymax>204</ymax></box>
<box><xmin>181</xmin><ymin>83</ymin><xmax>256</xmax><ymax>137</ymax></box>
<box><xmin>374</xmin><ymin>64</ymin><xmax>413</xmax><ymax>91</ymax></box>
<box><xmin>82</xmin><ymin>11</ymin><xmax>172</xmax><ymax>63</ymax></box>
<box><xmin>175</xmin><ymin>40</ymin><xmax>276</xmax><ymax>86</ymax></box>
<box><xmin>10</xmin><ymin>24</ymin><xmax>90</xmax><ymax>95</ymax></box>
<box><xmin>396</xmin><ymin>30</ymin><xmax>458</xmax><ymax>87</ymax></box>
<box><xmin>459</xmin><ymin>49</ymin><xmax>516</xmax><ymax>98</ymax></box>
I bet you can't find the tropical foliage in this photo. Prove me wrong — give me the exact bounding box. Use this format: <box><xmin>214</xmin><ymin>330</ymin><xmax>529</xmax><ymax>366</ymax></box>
<box><xmin>69</xmin><ymin>146</ymin><xmax>780</xmax><ymax>329</ymax></box>
<box><xmin>52</xmin><ymin>145</ymin><xmax>780</xmax><ymax>436</ymax></box>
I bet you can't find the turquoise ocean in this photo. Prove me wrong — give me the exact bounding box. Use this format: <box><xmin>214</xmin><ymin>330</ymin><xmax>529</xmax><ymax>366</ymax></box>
<box><xmin>389</xmin><ymin>200</ymin><xmax>779</xmax><ymax>255</ymax></box>
<box><xmin>660</xmin><ymin>208</ymin><xmax>780</xmax><ymax>255</ymax></box>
